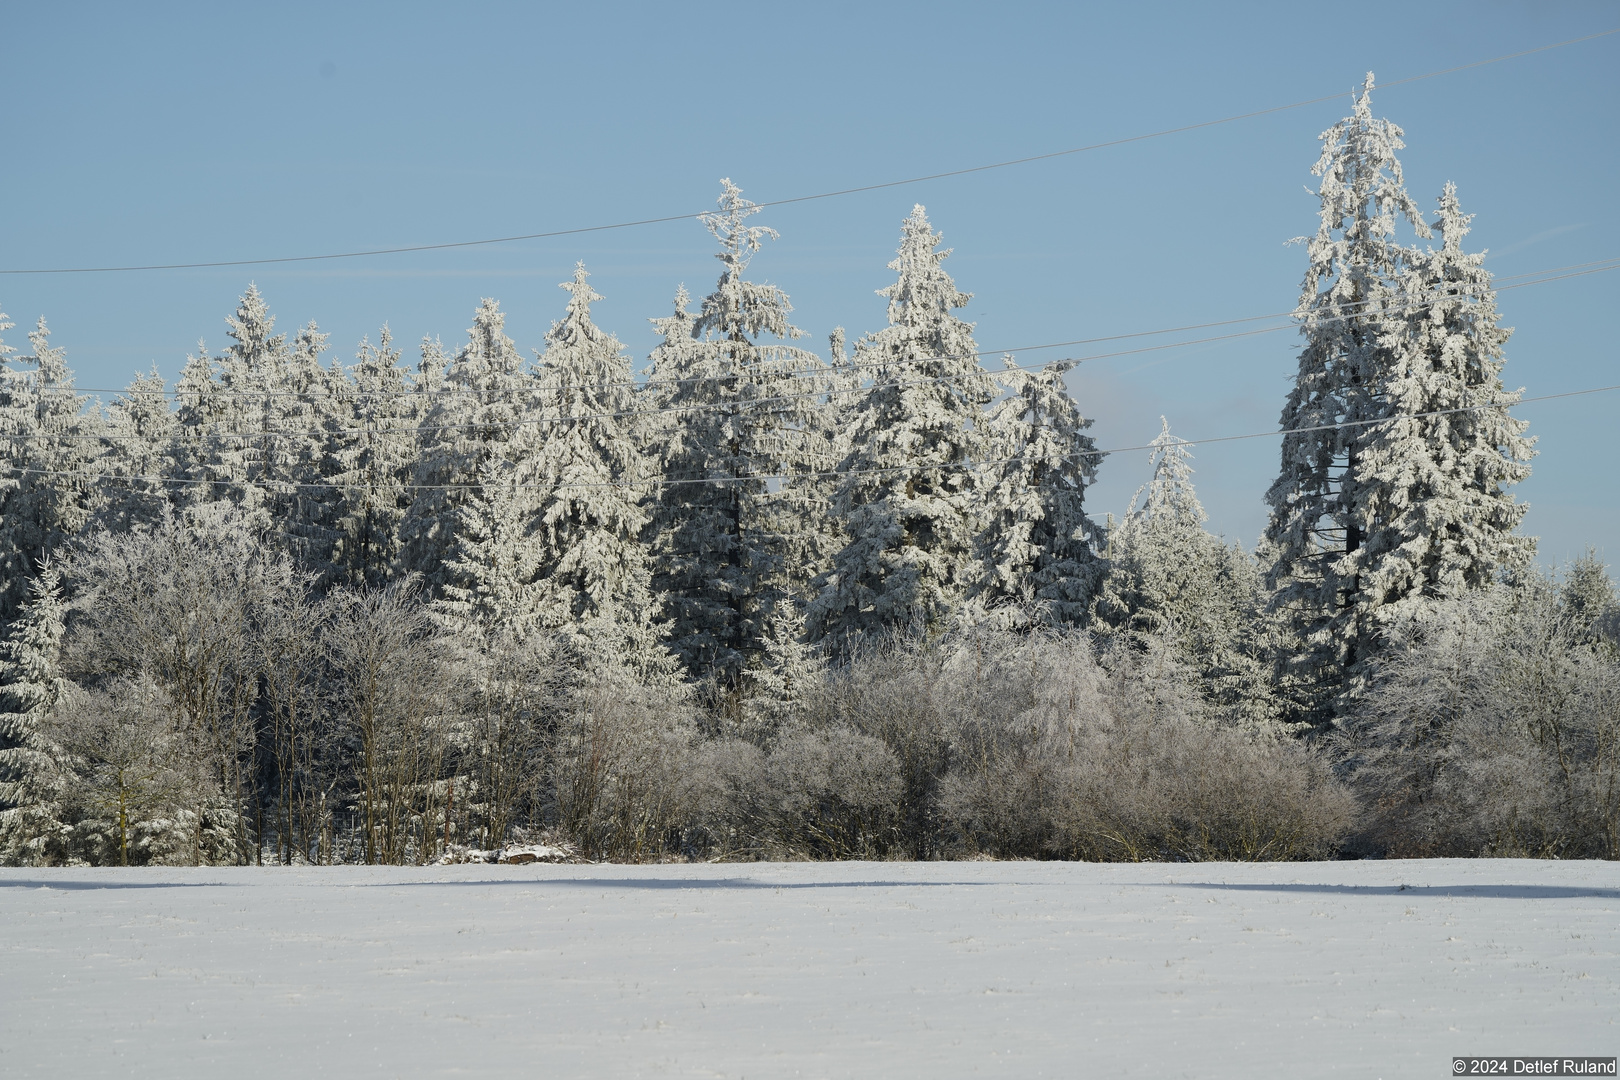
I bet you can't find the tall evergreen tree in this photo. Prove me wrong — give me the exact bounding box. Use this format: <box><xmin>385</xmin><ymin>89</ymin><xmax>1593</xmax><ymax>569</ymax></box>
<box><xmin>1343</xmin><ymin>182</ymin><xmax>1534</xmax><ymax>636</ymax></box>
<box><xmin>645</xmin><ymin>182</ymin><xmax>826</xmax><ymax>683</ymax></box>
<box><xmin>808</xmin><ymin>205</ymin><xmax>996</xmax><ymax>643</ymax></box>
<box><xmin>277</xmin><ymin>320</ymin><xmax>348</xmax><ymax>581</ymax></box>
<box><xmin>1264</xmin><ymin>74</ymin><xmax>1438</xmax><ymax>709</ymax></box>
<box><xmin>331</xmin><ymin>327</ymin><xmax>416</xmax><ymax>587</ymax></box>
<box><xmin>0</xmin><ymin>317</ymin><xmax>96</xmax><ymax>622</ymax></box>
<box><xmin>97</xmin><ymin>368</ymin><xmax>176</xmax><ymax>533</ymax></box>
<box><xmin>972</xmin><ymin>358</ymin><xmax>1104</xmax><ymax>622</ymax></box>
<box><xmin>525</xmin><ymin>265</ymin><xmax>660</xmax><ymax>663</ymax></box>
<box><xmin>1095</xmin><ymin>419</ymin><xmax>1284</xmax><ymax>731</ymax></box>
<box><xmin>401</xmin><ymin>298</ymin><xmax>540</xmax><ymax>591</ymax></box>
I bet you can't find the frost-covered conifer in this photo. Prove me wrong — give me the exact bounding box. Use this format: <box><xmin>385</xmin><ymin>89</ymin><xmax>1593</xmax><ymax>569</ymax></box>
<box><xmin>0</xmin><ymin>565</ymin><xmax>74</xmax><ymax>865</ymax></box>
<box><xmin>432</xmin><ymin>458</ymin><xmax>543</xmax><ymax>638</ymax></box>
<box><xmin>401</xmin><ymin>298</ymin><xmax>540</xmax><ymax>590</ymax></box>
<box><xmin>172</xmin><ymin>284</ymin><xmax>337</xmax><ymax>562</ymax></box>
<box><xmin>188</xmin><ymin>285</ymin><xmax>287</xmax><ymax>518</ymax></box>
<box><xmin>0</xmin><ymin>317</ymin><xmax>97</xmax><ymax>622</ymax></box>
<box><xmin>1096</xmin><ymin>420</ymin><xmax>1284</xmax><ymax>732</ymax></box>
<box><xmin>97</xmin><ymin>368</ymin><xmax>176</xmax><ymax>533</ymax></box>
<box><xmin>1337</xmin><ymin>183</ymin><xmax>1534</xmax><ymax>643</ymax></box>
<box><xmin>1265</xmin><ymin>75</ymin><xmax>1439</xmax><ymax>710</ymax></box>
<box><xmin>972</xmin><ymin>358</ymin><xmax>1104</xmax><ymax>622</ymax></box>
<box><xmin>276</xmin><ymin>320</ymin><xmax>348</xmax><ymax>581</ymax></box>
<box><xmin>645</xmin><ymin>182</ymin><xmax>828</xmax><ymax>681</ymax></box>
<box><xmin>741</xmin><ymin>588</ymin><xmax>826</xmax><ymax>738</ymax></box>
<box><xmin>331</xmin><ymin>328</ymin><xmax>416</xmax><ymax>587</ymax></box>
<box><xmin>808</xmin><ymin>205</ymin><xmax>996</xmax><ymax>644</ymax></box>
<box><xmin>525</xmin><ymin>265</ymin><xmax>662</xmax><ymax>665</ymax></box>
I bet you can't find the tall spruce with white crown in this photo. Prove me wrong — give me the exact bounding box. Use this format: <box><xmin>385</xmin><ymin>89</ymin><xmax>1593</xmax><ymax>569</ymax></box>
<box><xmin>1347</xmin><ymin>183</ymin><xmax>1534</xmax><ymax>634</ymax></box>
<box><xmin>808</xmin><ymin>205</ymin><xmax>996</xmax><ymax>643</ymax></box>
<box><xmin>401</xmin><ymin>298</ymin><xmax>540</xmax><ymax>592</ymax></box>
<box><xmin>1264</xmin><ymin>75</ymin><xmax>1437</xmax><ymax>713</ymax></box>
<box><xmin>96</xmin><ymin>368</ymin><xmax>176</xmax><ymax>533</ymax></box>
<box><xmin>0</xmin><ymin>565</ymin><xmax>73</xmax><ymax>865</ymax></box>
<box><xmin>526</xmin><ymin>264</ymin><xmax>661</xmax><ymax>665</ymax></box>
<box><xmin>0</xmin><ymin>316</ymin><xmax>97</xmax><ymax>623</ymax></box>
<box><xmin>330</xmin><ymin>327</ymin><xmax>417</xmax><ymax>588</ymax></box>
<box><xmin>644</xmin><ymin>182</ymin><xmax>827</xmax><ymax>684</ymax></box>
<box><xmin>1095</xmin><ymin>419</ymin><xmax>1284</xmax><ymax>731</ymax></box>
<box><xmin>972</xmin><ymin>358</ymin><xmax>1104</xmax><ymax>622</ymax></box>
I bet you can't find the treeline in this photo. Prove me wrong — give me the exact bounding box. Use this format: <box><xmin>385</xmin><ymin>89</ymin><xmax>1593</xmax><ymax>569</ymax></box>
<box><xmin>0</xmin><ymin>79</ymin><xmax>1617</xmax><ymax>866</ymax></box>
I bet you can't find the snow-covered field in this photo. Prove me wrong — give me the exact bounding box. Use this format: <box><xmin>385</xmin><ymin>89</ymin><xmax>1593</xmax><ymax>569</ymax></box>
<box><xmin>2</xmin><ymin>860</ymin><xmax>1615</xmax><ymax>1078</ymax></box>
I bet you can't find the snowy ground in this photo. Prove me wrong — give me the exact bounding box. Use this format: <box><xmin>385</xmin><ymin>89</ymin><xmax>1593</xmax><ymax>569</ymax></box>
<box><xmin>2</xmin><ymin>860</ymin><xmax>1615</xmax><ymax>1078</ymax></box>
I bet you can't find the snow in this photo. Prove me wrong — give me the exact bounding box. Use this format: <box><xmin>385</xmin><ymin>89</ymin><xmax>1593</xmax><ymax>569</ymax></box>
<box><xmin>3</xmin><ymin>859</ymin><xmax>1614</xmax><ymax>1077</ymax></box>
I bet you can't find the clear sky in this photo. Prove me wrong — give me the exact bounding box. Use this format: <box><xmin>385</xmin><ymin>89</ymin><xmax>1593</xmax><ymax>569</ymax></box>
<box><xmin>2</xmin><ymin>1</ymin><xmax>1616</xmax><ymax>565</ymax></box>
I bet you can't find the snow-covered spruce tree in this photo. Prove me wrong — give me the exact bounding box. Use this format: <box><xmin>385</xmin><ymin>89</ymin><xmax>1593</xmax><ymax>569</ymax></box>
<box><xmin>401</xmin><ymin>298</ymin><xmax>540</xmax><ymax>592</ymax></box>
<box><xmin>523</xmin><ymin>264</ymin><xmax>664</xmax><ymax>669</ymax></box>
<box><xmin>1264</xmin><ymin>74</ymin><xmax>1437</xmax><ymax>716</ymax></box>
<box><xmin>431</xmin><ymin>457</ymin><xmax>544</xmax><ymax>639</ymax></box>
<box><xmin>644</xmin><ymin>182</ymin><xmax>828</xmax><ymax>685</ymax></box>
<box><xmin>173</xmin><ymin>285</ymin><xmax>285</xmax><ymax>521</ymax></box>
<box><xmin>330</xmin><ymin>327</ymin><xmax>416</xmax><ymax>588</ymax></box>
<box><xmin>1094</xmin><ymin>419</ymin><xmax>1285</xmax><ymax>732</ymax></box>
<box><xmin>1562</xmin><ymin>549</ymin><xmax>1616</xmax><ymax>645</ymax></box>
<box><xmin>96</xmin><ymin>368</ymin><xmax>176</xmax><ymax>533</ymax></box>
<box><xmin>0</xmin><ymin>317</ymin><xmax>97</xmax><ymax>623</ymax></box>
<box><xmin>170</xmin><ymin>286</ymin><xmax>347</xmax><ymax>576</ymax></box>
<box><xmin>971</xmin><ymin>358</ymin><xmax>1104</xmax><ymax>623</ymax></box>
<box><xmin>808</xmin><ymin>205</ymin><xmax>996</xmax><ymax>645</ymax></box>
<box><xmin>276</xmin><ymin>319</ymin><xmax>349</xmax><ymax>583</ymax></box>
<box><xmin>0</xmin><ymin>565</ymin><xmax>74</xmax><ymax>865</ymax></box>
<box><xmin>1340</xmin><ymin>182</ymin><xmax>1533</xmax><ymax>636</ymax></box>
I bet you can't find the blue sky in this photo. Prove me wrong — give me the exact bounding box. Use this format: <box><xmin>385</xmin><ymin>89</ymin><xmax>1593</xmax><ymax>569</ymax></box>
<box><xmin>2</xmin><ymin>1</ymin><xmax>1616</xmax><ymax>564</ymax></box>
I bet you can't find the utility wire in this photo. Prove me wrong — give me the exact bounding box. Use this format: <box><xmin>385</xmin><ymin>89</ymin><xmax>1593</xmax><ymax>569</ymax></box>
<box><xmin>3</xmin><ymin>28</ymin><xmax>1615</xmax><ymax>277</ymax></box>
<box><xmin>5</xmin><ymin>260</ymin><xmax>1609</xmax><ymax>444</ymax></box>
<box><xmin>12</xmin><ymin>382</ymin><xmax>1614</xmax><ymax>494</ymax></box>
<box><xmin>22</xmin><ymin>256</ymin><xmax>1618</xmax><ymax>412</ymax></box>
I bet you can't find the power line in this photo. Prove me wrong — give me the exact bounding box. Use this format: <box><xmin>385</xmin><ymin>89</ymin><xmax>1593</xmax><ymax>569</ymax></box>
<box><xmin>1</xmin><ymin>260</ymin><xmax>1603</xmax><ymax>446</ymax></box>
<box><xmin>14</xmin><ymin>382</ymin><xmax>1615</xmax><ymax>494</ymax></box>
<box><xmin>22</xmin><ymin>256</ymin><xmax>1617</xmax><ymax>416</ymax></box>
<box><xmin>3</xmin><ymin>28</ymin><xmax>1615</xmax><ymax>277</ymax></box>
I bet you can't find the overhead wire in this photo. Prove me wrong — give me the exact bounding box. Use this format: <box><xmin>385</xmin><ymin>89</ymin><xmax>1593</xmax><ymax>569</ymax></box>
<box><xmin>14</xmin><ymin>254</ymin><xmax>1617</xmax><ymax>417</ymax></box>
<box><xmin>2</xmin><ymin>28</ymin><xmax>1615</xmax><ymax>277</ymax></box>
<box><xmin>1</xmin><ymin>258</ymin><xmax>1611</xmax><ymax>445</ymax></box>
<box><xmin>9</xmin><ymin>382</ymin><xmax>1615</xmax><ymax>495</ymax></box>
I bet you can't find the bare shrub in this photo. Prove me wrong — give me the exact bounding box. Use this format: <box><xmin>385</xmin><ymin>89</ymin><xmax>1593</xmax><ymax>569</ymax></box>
<box><xmin>548</xmin><ymin>671</ymin><xmax>695</xmax><ymax>861</ymax></box>
<box><xmin>62</xmin><ymin>505</ymin><xmax>304</xmax><ymax>863</ymax></box>
<box><xmin>938</xmin><ymin>631</ymin><xmax>1356</xmax><ymax>862</ymax></box>
<box><xmin>47</xmin><ymin>678</ymin><xmax>230</xmax><ymax>866</ymax></box>
<box><xmin>326</xmin><ymin>580</ymin><xmax>448</xmax><ymax>864</ymax></box>
<box><xmin>1346</xmin><ymin>577</ymin><xmax>1620</xmax><ymax>858</ymax></box>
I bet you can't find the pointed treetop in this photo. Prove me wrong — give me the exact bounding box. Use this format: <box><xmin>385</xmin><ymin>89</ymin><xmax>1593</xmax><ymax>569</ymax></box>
<box><xmin>560</xmin><ymin>261</ymin><xmax>604</xmax><ymax>319</ymax></box>
<box><xmin>649</xmin><ymin>284</ymin><xmax>695</xmax><ymax>343</ymax></box>
<box><xmin>1435</xmin><ymin>181</ymin><xmax>1473</xmax><ymax>254</ymax></box>
<box><xmin>225</xmin><ymin>282</ymin><xmax>285</xmax><ymax>362</ymax></box>
<box><xmin>702</xmin><ymin>179</ymin><xmax>777</xmax><ymax>277</ymax></box>
<box><xmin>1127</xmin><ymin>417</ymin><xmax>1205</xmax><ymax>528</ymax></box>
<box><xmin>882</xmin><ymin>204</ymin><xmax>972</xmax><ymax>328</ymax></box>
